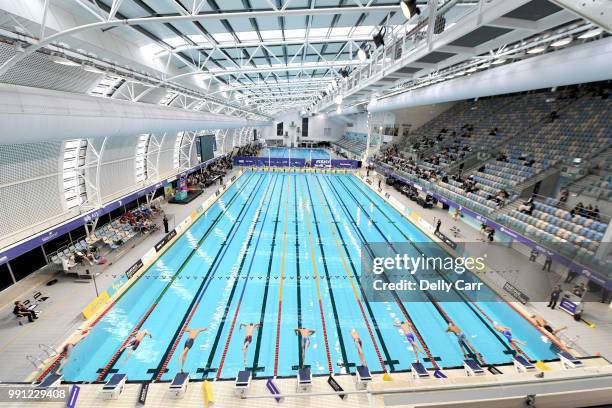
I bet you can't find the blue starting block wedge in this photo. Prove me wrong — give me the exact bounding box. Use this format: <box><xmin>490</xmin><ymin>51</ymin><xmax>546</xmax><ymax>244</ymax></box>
<box><xmin>513</xmin><ymin>355</ymin><xmax>536</xmax><ymax>373</ymax></box>
<box><xmin>411</xmin><ymin>362</ymin><xmax>430</xmax><ymax>379</ymax></box>
<box><xmin>169</xmin><ymin>372</ymin><xmax>190</xmax><ymax>397</ymax></box>
<box><xmin>433</xmin><ymin>369</ymin><xmax>447</xmax><ymax>379</ymax></box>
<box><xmin>296</xmin><ymin>367</ymin><xmax>312</xmax><ymax>392</ymax></box>
<box><xmin>266</xmin><ymin>378</ymin><xmax>283</xmax><ymax>403</ymax></box>
<box><xmin>355</xmin><ymin>365</ymin><xmax>372</xmax><ymax>390</ymax></box>
<box><xmin>101</xmin><ymin>374</ymin><xmax>127</xmax><ymax>400</ymax></box>
<box><xmin>558</xmin><ymin>351</ymin><xmax>583</xmax><ymax>369</ymax></box>
<box><xmin>464</xmin><ymin>359</ymin><xmax>484</xmax><ymax>376</ymax></box>
<box><xmin>234</xmin><ymin>370</ymin><xmax>251</xmax><ymax>398</ymax></box>
<box><xmin>37</xmin><ymin>373</ymin><xmax>62</xmax><ymax>389</ymax></box>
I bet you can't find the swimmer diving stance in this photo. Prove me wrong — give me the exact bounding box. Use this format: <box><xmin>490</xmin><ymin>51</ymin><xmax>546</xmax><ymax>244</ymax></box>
<box><xmin>240</xmin><ymin>323</ymin><xmax>261</xmax><ymax>369</ymax></box>
<box><xmin>446</xmin><ymin>323</ymin><xmax>483</xmax><ymax>362</ymax></box>
<box><xmin>178</xmin><ymin>327</ymin><xmax>207</xmax><ymax>373</ymax></box>
<box><xmin>349</xmin><ymin>329</ymin><xmax>368</xmax><ymax>367</ymax></box>
<box><xmin>120</xmin><ymin>329</ymin><xmax>152</xmax><ymax>364</ymax></box>
<box><xmin>394</xmin><ymin>321</ymin><xmax>425</xmax><ymax>363</ymax></box>
<box><xmin>294</xmin><ymin>327</ymin><xmax>315</xmax><ymax>368</ymax></box>
<box><xmin>494</xmin><ymin>322</ymin><xmax>527</xmax><ymax>355</ymax></box>
<box><xmin>56</xmin><ymin>328</ymin><xmax>91</xmax><ymax>375</ymax></box>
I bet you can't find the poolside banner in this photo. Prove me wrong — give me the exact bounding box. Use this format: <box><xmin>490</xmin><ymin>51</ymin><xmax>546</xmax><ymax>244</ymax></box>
<box><xmin>126</xmin><ymin>259</ymin><xmax>144</xmax><ymax>279</ymax></box>
<box><xmin>82</xmin><ymin>291</ymin><xmax>110</xmax><ymax>319</ymax></box>
<box><xmin>66</xmin><ymin>385</ymin><xmax>80</xmax><ymax>408</ymax></box>
<box><xmin>312</xmin><ymin>159</ymin><xmax>331</xmax><ymax>168</ymax></box>
<box><xmin>154</xmin><ymin>230</ymin><xmax>177</xmax><ymax>252</ymax></box>
<box><xmin>327</xmin><ymin>376</ymin><xmax>346</xmax><ymax>400</ymax></box>
<box><xmin>502</xmin><ymin>281</ymin><xmax>530</xmax><ymax>304</ymax></box>
<box><xmin>331</xmin><ymin>159</ymin><xmax>361</xmax><ymax>169</ymax></box>
<box><xmin>138</xmin><ymin>383</ymin><xmax>150</xmax><ymax>405</ymax></box>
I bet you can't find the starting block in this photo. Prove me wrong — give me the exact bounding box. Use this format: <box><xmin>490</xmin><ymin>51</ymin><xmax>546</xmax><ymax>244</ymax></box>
<box><xmin>464</xmin><ymin>359</ymin><xmax>485</xmax><ymax>376</ymax></box>
<box><xmin>101</xmin><ymin>374</ymin><xmax>127</xmax><ymax>400</ymax></box>
<box><xmin>37</xmin><ymin>373</ymin><xmax>62</xmax><ymax>389</ymax></box>
<box><xmin>234</xmin><ymin>370</ymin><xmax>251</xmax><ymax>398</ymax></box>
<box><xmin>558</xmin><ymin>351</ymin><xmax>583</xmax><ymax>369</ymax></box>
<box><xmin>296</xmin><ymin>367</ymin><xmax>312</xmax><ymax>392</ymax></box>
<box><xmin>411</xmin><ymin>362</ymin><xmax>430</xmax><ymax>379</ymax></box>
<box><xmin>169</xmin><ymin>372</ymin><xmax>189</xmax><ymax>397</ymax></box>
<box><xmin>513</xmin><ymin>355</ymin><xmax>536</xmax><ymax>373</ymax></box>
<box><xmin>355</xmin><ymin>366</ymin><xmax>372</xmax><ymax>390</ymax></box>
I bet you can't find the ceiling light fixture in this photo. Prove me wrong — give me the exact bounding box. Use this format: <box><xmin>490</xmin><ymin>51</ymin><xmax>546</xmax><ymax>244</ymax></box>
<box><xmin>336</xmin><ymin>106</ymin><xmax>342</xmax><ymax>114</ymax></box>
<box><xmin>51</xmin><ymin>54</ymin><xmax>80</xmax><ymax>66</ymax></box>
<box><xmin>82</xmin><ymin>63</ymin><xmax>104</xmax><ymax>74</ymax></box>
<box><xmin>466</xmin><ymin>66</ymin><xmax>478</xmax><ymax>73</ymax></box>
<box><xmin>527</xmin><ymin>45</ymin><xmax>547</xmax><ymax>54</ymax></box>
<box><xmin>492</xmin><ymin>58</ymin><xmax>506</xmax><ymax>65</ymax></box>
<box><xmin>373</xmin><ymin>27</ymin><xmax>386</xmax><ymax>49</ymax></box>
<box><xmin>551</xmin><ymin>37</ymin><xmax>572</xmax><ymax>47</ymax></box>
<box><xmin>400</xmin><ymin>0</ymin><xmax>421</xmax><ymax>20</ymax></box>
<box><xmin>578</xmin><ymin>28</ymin><xmax>603</xmax><ymax>39</ymax></box>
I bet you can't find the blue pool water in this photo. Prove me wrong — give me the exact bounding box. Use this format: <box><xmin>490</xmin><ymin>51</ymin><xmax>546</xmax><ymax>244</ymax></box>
<box><xmin>259</xmin><ymin>147</ymin><xmax>331</xmax><ymax>160</ymax></box>
<box><xmin>59</xmin><ymin>171</ymin><xmax>557</xmax><ymax>382</ymax></box>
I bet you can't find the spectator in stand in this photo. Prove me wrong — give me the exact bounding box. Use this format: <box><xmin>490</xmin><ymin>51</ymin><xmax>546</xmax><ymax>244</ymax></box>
<box><xmin>519</xmin><ymin>198</ymin><xmax>534</xmax><ymax>215</ymax></box>
<box><xmin>559</xmin><ymin>188</ymin><xmax>569</xmax><ymax>203</ymax></box>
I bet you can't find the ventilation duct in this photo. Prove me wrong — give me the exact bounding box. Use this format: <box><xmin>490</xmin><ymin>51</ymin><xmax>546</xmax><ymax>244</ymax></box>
<box><xmin>0</xmin><ymin>84</ymin><xmax>270</xmax><ymax>144</ymax></box>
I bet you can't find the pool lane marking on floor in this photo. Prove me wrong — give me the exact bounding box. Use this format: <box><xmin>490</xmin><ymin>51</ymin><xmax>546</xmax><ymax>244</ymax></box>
<box><xmin>303</xmin><ymin>175</ymin><xmax>350</xmax><ymax>372</ymax></box>
<box><xmin>214</xmin><ymin>174</ymin><xmax>281</xmax><ymax>379</ymax></box>
<box><xmin>300</xmin><ymin>176</ymin><xmax>334</xmax><ymax>374</ymax></box>
<box><xmin>313</xmin><ymin>174</ymin><xmax>394</xmax><ymax>373</ymax></box>
<box><xmin>272</xmin><ymin>175</ymin><xmax>293</xmax><ymax>377</ymax></box>
<box><xmin>342</xmin><ymin>175</ymin><xmax>522</xmax><ymax>359</ymax></box>
<box><xmin>95</xmin><ymin>173</ymin><xmax>260</xmax><ymax>381</ymax></box>
<box><xmin>322</xmin><ymin>175</ymin><xmax>441</xmax><ymax>370</ymax></box>
<box><xmin>333</xmin><ymin>176</ymin><xmax>490</xmax><ymax>366</ymax></box>
<box><xmin>251</xmin><ymin>175</ymin><xmax>290</xmax><ymax>376</ymax></box>
<box><xmin>293</xmin><ymin>174</ymin><xmax>304</xmax><ymax>371</ymax></box>
<box><xmin>36</xmin><ymin>173</ymin><xmax>254</xmax><ymax>383</ymax></box>
<box><xmin>151</xmin><ymin>173</ymin><xmax>275</xmax><ymax>381</ymax></box>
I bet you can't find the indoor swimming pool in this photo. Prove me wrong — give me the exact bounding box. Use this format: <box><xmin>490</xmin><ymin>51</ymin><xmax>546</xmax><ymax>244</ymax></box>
<box><xmin>56</xmin><ymin>171</ymin><xmax>559</xmax><ymax>383</ymax></box>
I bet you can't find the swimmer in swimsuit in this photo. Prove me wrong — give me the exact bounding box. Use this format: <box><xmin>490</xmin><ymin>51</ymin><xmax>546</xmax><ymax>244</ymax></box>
<box><xmin>349</xmin><ymin>329</ymin><xmax>367</xmax><ymax>367</ymax></box>
<box><xmin>446</xmin><ymin>323</ymin><xmax>482</xmax><ymax>361</ymax></box>
<box><xmin>120</xmin><ymin>329</ymin><xmax>152</xmax><ymax>364</ymax></box>
<box><xmin>294</xmin><ymin>328</ymin><xmax>316</xmax><ymax>368</ymax></box>
<box><xmin>493</xmin><ymin>322</ymin><xmax>526</xmax><ymax>354</ymax></box>
<box><xmin>240</xmin><ymin>323</ymin><xmax>261</xmax><ymax>369</ymax></box>
<box><xmin>178</xmin><ymin>327</ymin><xmax>207</xmax><ymax>373</ymax></box>
<box><xmin>394</xmin><ymin>321</ymin><xmax>424</xmax><ymax>362</ymax></box>
<box><xmin>532</xmin><ymin>315</ymin><xmax>567</xmax><ymax>339</ymax></box>
<box><xmin>56</xmin><ymin>328</ymin><xmax>91</xmax><ymax>375</ymax></box>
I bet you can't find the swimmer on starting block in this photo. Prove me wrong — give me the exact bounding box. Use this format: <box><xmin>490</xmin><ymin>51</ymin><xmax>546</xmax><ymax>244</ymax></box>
<box><xmin>120</xmin><ymin>329</ymin><xmax>152</xmax><ymax>363</ymax></box>
<box><xmin>394</xmin><ymin>321</ymin><xmax>425</xmax><ymax>363</ymax></box>
<box><xmin>349</xmin><ymin>329</ymin><xmax>367</xmax><ymax>367</ymax></box>
<box><xmin>493</xmin><ymin>322</ymin><xmax>527</xmax><ymax>354</ymax></box>
<box><xmin>56</xmin><ymin>328</ymin><xmax>91</xmax><ymax>375</ymax></box>
<box><xmin>240</xmin><ymin>323</ymin><xmax>261</xmax><ymax>368</ymax></box>
<box><xmin>446</xmin><ymin>323</ymin><xmax>482</xmax><ymax>361</ymax></box>
<box><xmin>178</xmin><ymin>327</ymin><xmax>207</xmax><ymax>372</ymax></box>
<box><xmin>294</xmin><ymin>327</ymin><xmax>315</xmax><ymax>368</ymax></box>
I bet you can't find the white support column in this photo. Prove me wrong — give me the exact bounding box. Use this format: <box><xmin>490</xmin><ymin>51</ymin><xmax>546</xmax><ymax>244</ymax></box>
<box><xmin>595</xmin><ymin>221</ymin><xmax>612</xmax><ymax>259</ymax></box>
<box><xmin>364</xmin><ymin>112</ymin><xmax>372</xmax><ymax>164</ymax></box>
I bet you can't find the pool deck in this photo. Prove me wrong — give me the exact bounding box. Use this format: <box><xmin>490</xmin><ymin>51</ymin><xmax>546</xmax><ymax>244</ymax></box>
<box><xmin>0</xmin><ymin>359</ymin><xmax>611</xmax><ymax>407</ymax></box>
<box><xmin>0</xmin><ymin>168</ymin><xmax>610</xmax><ymax>406</ymax></box>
